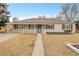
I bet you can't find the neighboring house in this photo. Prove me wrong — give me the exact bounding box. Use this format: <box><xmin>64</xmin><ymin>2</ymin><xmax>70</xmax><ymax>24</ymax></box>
<box><xmin>0</xmin><ymin>25</ymin><xmax>12</xmax><ymax>33</ymax></box>
<box><xmin>5</xmin><ymin>18</ymin><xmax>76</xmax><ymax>33</ymax></box>
<box><xmin>0</xmin><ymin>27</ymin><xmax>7</xmax><ymax>32</ymax></box>
<box><xmin>75</xmin><ymin>20</ymin><xmax>79</xmax><ymax>33</ymax></box>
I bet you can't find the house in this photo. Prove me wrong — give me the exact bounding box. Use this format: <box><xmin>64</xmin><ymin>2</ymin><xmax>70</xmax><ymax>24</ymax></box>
<box><xmin>5</xmin><ymin>17</ymin><xmax>76</xmax><ymax>34</ymax></box>
<box><xmin>0</xmin><ymin>27</ymin><xmax>7</xmax><ymax>32</ymax></box>
<box><xmin>75</xmin><ymin>20</ymin><xmax>79</xmax><ymax>33</ymax></box>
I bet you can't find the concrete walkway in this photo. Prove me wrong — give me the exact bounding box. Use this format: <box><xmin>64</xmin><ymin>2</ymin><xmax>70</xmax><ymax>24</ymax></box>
<box><xmin>32</xmin><ymin>33</ymin><xmax>44</xmax><ymax>56</ymax></box>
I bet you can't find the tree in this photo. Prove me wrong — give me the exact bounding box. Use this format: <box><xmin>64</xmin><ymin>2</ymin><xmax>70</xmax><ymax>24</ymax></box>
<box><xmin>13</xmin><ymin>17</ymin><xmax>18</xmax><ymax>22</ymax></box>
<box><xmin>56</xmin><ymin>13</ymin><xmax>63</xmax><ymax>19</ymax></box>
<box><xmin>0</xmin><ymin>3</ymin><xmax>10</xmax><ymax>27</ymax></box>
<box><xmin>60</xmin><ymin>3</ymin><xmax>79</xmax><ymax>21</ymax></box>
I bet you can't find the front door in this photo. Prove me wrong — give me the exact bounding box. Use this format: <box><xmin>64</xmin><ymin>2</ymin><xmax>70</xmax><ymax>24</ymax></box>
<box><xmin>37</xmin><ymin>24</ymin><xmax>42</xmax><ymax>33</ymax></box>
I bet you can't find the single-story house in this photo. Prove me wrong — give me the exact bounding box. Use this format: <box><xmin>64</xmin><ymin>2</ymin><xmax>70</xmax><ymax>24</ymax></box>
<box><xmin>5</xmin><ymin>18</ymin><xmax>76</xmax><ymax>34</ymax></box>
<box><xmin>75</xmin><ymin>20</ymin><xmax>79</xmax><ymax>33</ymax></box>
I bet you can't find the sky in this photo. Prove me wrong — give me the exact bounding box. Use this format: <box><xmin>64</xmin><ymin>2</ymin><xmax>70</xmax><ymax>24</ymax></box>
<box><xmin>8</xmin><ymin>3</ymin><xmax>63</xmax><ymax>21</ymax></box>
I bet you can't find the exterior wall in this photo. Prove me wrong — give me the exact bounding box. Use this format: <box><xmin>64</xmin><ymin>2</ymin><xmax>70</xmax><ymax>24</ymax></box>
<box><xmin>7</xmin><ymin>23</ymin><xmax>76</xmax><ymax>33</ymax></box>
<box><xmin>0</xmin><ymin>27</ymin><xmax>7</xmax><ymax>32</ymax></box>
<box><xmin>45</xmin><ymin>24</ymin><xmax>64</xmax><ymax>33</ymax></box>
<box><xmin>54</xmin><ymin>24</ymin><xmax>64</xmax><ymax>32</ymax></box>
<box><xmin>41</xmin><ymin>25</ymin><xmax>46</xmax><ymax>33</ymax></box>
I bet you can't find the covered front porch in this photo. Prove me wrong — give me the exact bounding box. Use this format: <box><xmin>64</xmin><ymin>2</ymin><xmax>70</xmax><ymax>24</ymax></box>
<box><xmin>12</xmin><ymin>24</ymin><xmax>47</xmax><ymax>33</ymax></box>
<box><xmin>10</xmin><ymin>23</ymin><xmax>73</xmax><ymax>33</ymax></box>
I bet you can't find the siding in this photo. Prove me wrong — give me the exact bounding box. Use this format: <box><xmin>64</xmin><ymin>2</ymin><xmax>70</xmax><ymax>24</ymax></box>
<box><xmin>45</xmin><ymin>24</ymin><xmax>64</xmax><ymax>32</ymax></box>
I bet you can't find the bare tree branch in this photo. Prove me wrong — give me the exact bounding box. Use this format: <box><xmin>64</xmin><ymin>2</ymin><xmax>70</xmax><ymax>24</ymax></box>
<box><xmin>60</xmin><ymin>3</ymin><xmax>79</xmax><ymax>21</ymax></box>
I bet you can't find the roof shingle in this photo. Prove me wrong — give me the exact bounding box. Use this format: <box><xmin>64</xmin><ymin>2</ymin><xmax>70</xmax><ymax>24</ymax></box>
<box><xmin>12</xmin><ymin>18</ymin><xmax>74</xmax><ymax>24</ymax></box>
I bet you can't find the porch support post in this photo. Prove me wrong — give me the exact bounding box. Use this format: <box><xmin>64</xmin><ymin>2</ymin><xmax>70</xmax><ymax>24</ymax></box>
<box><xmin>34</xmin><ymin>25</ymin><xmax>36</xmax><ymax>33</ymax></box>
<box><xmin>34</xmin><ymin>24</ymin><xmax>37</xmax><ymax>33</ymax></box>
<box><xmin>22</xmin><ymin>24</ymin><xmax>25</xmax><ymax>33</ymax></box>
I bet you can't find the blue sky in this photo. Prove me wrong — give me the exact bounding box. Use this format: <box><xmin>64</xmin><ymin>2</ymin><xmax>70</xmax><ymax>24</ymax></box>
<box><xmin>8</xmin><ymin>3</ymin><xmax>63</xmax><ymax>18</ymax></box>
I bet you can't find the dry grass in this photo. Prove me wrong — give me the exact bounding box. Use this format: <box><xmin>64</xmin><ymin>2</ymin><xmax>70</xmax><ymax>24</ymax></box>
<box><xmin>0</xmin><ymin>33</ymin><xmax>36</xmax><ymax>56</ymax></box>
<box><xmin>42</xmin><ymin>33</ymin><xmax>79</xmax><ymax>56</ymax></box>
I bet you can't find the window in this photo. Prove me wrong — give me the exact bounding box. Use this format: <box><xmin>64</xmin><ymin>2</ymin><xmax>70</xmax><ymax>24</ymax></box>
<box><xmin>18</xmin><ymin>24</ymin><xmax>23</xmax><ymax>29</ymax></box>
<box><xmin>46</xmin><ymin>24</ymin><xmax>54</xmax><ymax>29</ymax></box>
<box><xmin>14</xmin><ymin>24</ymin><xmax>18</xmax><ymax>29</ymax></box>
<box><xmin>62</xmin><ymin>24</ymin><xmax>72</xmax><ymax>30</ymax></box>
<box><xmin>29</xmin><ymin>25</ymin><xmax>34</xmax><ymax>29</ymax></box>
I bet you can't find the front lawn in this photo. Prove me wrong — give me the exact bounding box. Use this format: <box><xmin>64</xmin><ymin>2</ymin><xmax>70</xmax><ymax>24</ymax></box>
<box><xmin>0</xmin><ymin>33</ymin><xmax>36</xmax><ymax>56</ymax></box>
<box><xmin>42</xmin><ymin>33</ymin><xmax>79</xmax><ymax>56</ymax></box>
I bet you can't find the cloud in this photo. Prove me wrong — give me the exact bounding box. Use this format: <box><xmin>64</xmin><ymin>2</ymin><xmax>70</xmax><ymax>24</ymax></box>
<box><xmin>9</xmin><ymin>17</ymin><xmax>13</xmax><ymax>22</ymax></box>
<box><xmin>18</xmin><ymin>17</ymin><xmax>26</xmax><ymax>20</ymax></box>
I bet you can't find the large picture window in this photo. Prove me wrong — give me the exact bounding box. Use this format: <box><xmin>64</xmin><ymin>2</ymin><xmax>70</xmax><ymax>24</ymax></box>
<box><xmin>46</xmin><ymin>24</ymin><xmax>54</xmax><ymax>29</ymax></box>
<box><xmin>62</xmin><ymin>24</ymin><xmax>72</xmax><ymax>30</ymax></box>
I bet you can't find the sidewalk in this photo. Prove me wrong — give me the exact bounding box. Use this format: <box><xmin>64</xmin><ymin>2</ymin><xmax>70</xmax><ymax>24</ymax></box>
<box><xmin>32</xmin><ymin>33</ymin><xmax>44</xmax><ymax>56</ymax></box>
